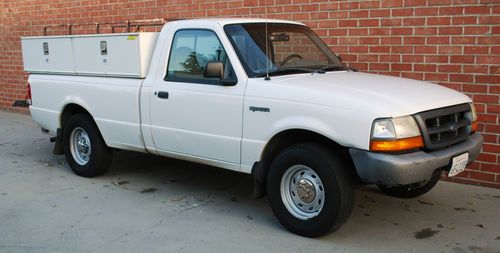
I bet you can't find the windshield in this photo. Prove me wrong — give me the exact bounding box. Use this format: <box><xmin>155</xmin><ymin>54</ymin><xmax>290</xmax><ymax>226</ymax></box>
<box><xmin>224</xmin><ymin>23</ymin><xmax>344</xmax><ymax>78</ymax></box>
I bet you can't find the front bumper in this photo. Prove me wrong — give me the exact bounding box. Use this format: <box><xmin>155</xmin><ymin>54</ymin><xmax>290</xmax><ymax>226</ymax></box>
<box><xmin>349</xmin><ymin>133</ymin><xmax>483</xmax><ymax>186</ymax></box>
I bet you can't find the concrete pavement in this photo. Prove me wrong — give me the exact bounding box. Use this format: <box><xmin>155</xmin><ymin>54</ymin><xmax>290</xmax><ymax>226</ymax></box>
<box><xmin>0</xmin><ymin>111</ymin><xmax>499</xmax><ymax>253</ymax></box>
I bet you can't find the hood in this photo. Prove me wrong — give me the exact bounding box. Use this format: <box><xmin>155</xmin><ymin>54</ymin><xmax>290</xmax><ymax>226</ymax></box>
<box><xmin>248</xmin><ymin>71</ymin><xmax>471</xmax><ymax>117</ymax></box>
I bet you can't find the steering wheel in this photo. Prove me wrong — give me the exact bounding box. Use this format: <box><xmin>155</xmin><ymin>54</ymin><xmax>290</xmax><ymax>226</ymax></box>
<box><xmin>280</xmin><ymin>54</ymin><xmax>303</xmax><ymax>66</ymax></box>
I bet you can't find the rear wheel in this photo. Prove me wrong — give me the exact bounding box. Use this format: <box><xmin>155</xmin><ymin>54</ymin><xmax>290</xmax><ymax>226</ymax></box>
<box><xmin>377</xmin><ymin>169</ymin><xmax>441</xmax><ymax>198</ymax></box>
<box><xmin>267</xmin><ymin>143</ymin><xmax>355</xmax><ymax>237</ymax></box>
<box><xmin>63</xmin><ymin>113</ymin><xmax>112</xmax><ymax>177</ymax></box>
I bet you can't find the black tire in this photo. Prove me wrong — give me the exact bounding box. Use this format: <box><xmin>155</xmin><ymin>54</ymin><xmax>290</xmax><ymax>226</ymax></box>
<box><xmin>267</xmin><ymin>143</ymin><xmax>355</xmax><ymax>237</ymax></box>
<box><xmin>63</xmin><ymin>113</ymin><xmax>112</xmax><ymax>177</ymax></box>
<box><xmin>377</xmin><ymin>169</ymin><xmax>441</xmax><ymax>198</ymax></box>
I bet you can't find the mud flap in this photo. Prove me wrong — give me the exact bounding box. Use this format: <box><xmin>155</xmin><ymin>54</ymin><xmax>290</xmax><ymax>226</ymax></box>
<box><xmin>12</xmin><ymin>100</ymin><xmax>30</xmax><ymax>108</ymax></box>
<box><xmin>52</xmin><ymin>128</ymin><xmax>64</xmax><ymax>155</ymax></box>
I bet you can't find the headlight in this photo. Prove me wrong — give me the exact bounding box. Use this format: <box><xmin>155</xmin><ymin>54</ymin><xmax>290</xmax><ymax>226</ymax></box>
<box><xmin>372</xmin><ymin>119</ymin><xmax>396</xmax><ymax>139</ymax></box>
<box><xmin>470</xmin><ymin>103</ymin><xmax>478</xmax><ymax>133</ymax></box>
<box><xmin>371</xmin><ymin>116</ymin><xmax>423</xmax><ymax>152</ymax></box>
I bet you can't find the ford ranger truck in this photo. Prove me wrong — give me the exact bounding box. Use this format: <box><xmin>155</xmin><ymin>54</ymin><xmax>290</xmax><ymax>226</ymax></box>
<box><xmin>18</xmin><ymin>18</ymin><xmax>483</xmax><ymax>237</ymax></box>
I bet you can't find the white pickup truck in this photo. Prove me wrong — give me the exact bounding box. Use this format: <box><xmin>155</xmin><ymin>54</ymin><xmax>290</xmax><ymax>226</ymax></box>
<box><xmin>19</xmin><ymin>18</ymin><xmax>482</xmax><ymax>237</ymax></box>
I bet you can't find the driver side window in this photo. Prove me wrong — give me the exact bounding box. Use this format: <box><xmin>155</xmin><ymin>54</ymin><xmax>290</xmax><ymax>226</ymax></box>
<box><xmin>165</xmin><ymin>29</ymin><xmax>235</xmax><ymax>85</ymax></box>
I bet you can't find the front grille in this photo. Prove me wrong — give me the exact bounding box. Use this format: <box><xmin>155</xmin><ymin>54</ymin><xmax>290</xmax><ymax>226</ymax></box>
<box><xmin>414</xmin><ymin>103</ymin><xmax>472</xmax><ymax>150</ymax></box>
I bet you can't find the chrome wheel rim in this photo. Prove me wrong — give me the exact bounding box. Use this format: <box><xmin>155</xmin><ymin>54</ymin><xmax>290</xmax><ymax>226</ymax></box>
<box><xmin>280</xmin><ymin>165</ymin><xmax>325</xmax><ymax>220</ymax></box>
<box><xmin>70</xmin><ymin>127</ymin><xmax>91</xmax><ymax>166</ymax></box>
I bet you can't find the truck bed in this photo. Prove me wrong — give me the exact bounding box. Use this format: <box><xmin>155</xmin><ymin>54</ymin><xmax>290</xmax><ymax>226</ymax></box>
<box><xmin>29</xmin><ymin>74</ymin><xmax>147</xmax><ymax>152</ymax></box>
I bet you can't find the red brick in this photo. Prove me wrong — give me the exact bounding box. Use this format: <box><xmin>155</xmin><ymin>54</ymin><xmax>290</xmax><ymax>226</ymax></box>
<box><xmin>477</xmin><ymin>56</ymin><xmax>500</xmax><ymax>64</ymax></box>
<box><xmin>381</xmin><ymin>18</ymin><xmax>402</xmax><ymax>26</ymax></box>
<box><xmin>404</xmin><ymin>0</ymin><xmax>427</xmax><ymax>7</ymax></box>
<box><xmin>474</xmin><ymin>94</ymin><xmax>500</xmax><ymax>104</ymax></box>
<box><xmin>382</xmin><ymin>0</ymin><xmax>403</xmax><ymax>7</ymax></box>
<box><xmin>369</xmin><ymin>63</ymin><xmax>390</xmax><ymax>71</ymax></box>
<box><xmin>438</xmin><ymin>46</ymin><xmax>462</xmax><ymax>54</ymax></box>
<box><xmin>427</xmin><ymin>17</ymin><xmax>451</xmax><ymax>26</ymax></box>
<box><xmin>482</xmin><ymin>133</ymin><xmax>498</xmax><ymax>143</ymax></box>
<box><xmin>452</xmin><ymin>36</ymin><xmax>476</xmax><ymax>45</ymax></box>
<box><xmin>360</xmin><ymin>1</ymin><xmax>380</xmax><ymax>9</ymax></box>
<box><xmin>391</xmin><ymin>63</ymin><xmax>412</xmax><ymax>71</ymax></box>
<box><xmin>402</xmin><ymin>72</ymin><xmax>423</xmax><ymax>80</ymax></box>
<box><xmin>439</xmin><ymin>6</ymin><xmax>464</xmax><ymax>15</ymax></box>
<box><xmin>415</xmin><ymin>46</ymin><xmax>437</xmax><ymax>54</ymax></box>
<box><xmin>438</xmin><ymin>65</ymin><xmax>461</xmax><ymax>73</ymax></box>
<box><xmin>464</xmin><ymin>46</ymin><xmax>489</xmax><ymax>54</ymax></box>
<box><xmin>370</xmin><ymin>46</ymin><xmax>391</xmax><ymax>53</ymax></box>
<box><xmin>358</xmin><ymin>54</ymin><xmax>379</xmax><ymax>62</ymax></box>
<box><xmin>415</xmin><ymin>7</ymin><xmax>439</xmax><ymax>16</ymax></box>
<box><xmin>481</xmin><ymin>163</ymin><xmax>500</xmax><ymax>173</ymax></box>
<box><xmin>439</xmin><ymin>26</ymin><xmax>463</xmax><ymax>35</ymax></box>
<box><xmin>465</xmin><ymin>26</ymin><xmax>491</xmax><ymax>35</ymax></box>
<box><xmin>463</xmin><ymin>84</ymin><xmax>488</xmax><ymax>93</ymax></box>
<box><xmin>450</xmin><ymin>55</ymin><xmax>475</xmax><ymax>64</ymax></box>
<box><xmin>450</xmin><ymin>74</ymin><xmax>473</xmax><ymax>82</ymax></box>
<box><xmin>426</xmin><ymin>36</ymin><xmax>450</xmax><ymax>44</ymax></box>
<box><xmin>359</xmin><ymin>19</ymin><xmax>379</xmax><ymax>27</ymax></box>
<box><xmin>476</xmin><ymin>75</ymin><xmax>500</xmax><ymax>84</ymax></box>
<box><xmin>485</xmin><ymin>124</ymin><xmax>500</xmax><ymax>134</ymax></box>
<box><xmin>370</xmin><ymin>9</ymin><xmax>390</xmax><ymax>17</ymax></box>
<box><xmin>469</xmin><ymin>171</ymin><xmax>496</xmax><ymax>182</ymax></box>
<box><xmin>392</xmin><ymin>8</ymin><xmax>414</xmax><ymax>17</ymax></box>
<box><xmin>478</xmin><ymin>16</ymin><xmax>500</xmax><ymax>25</ymax></box>
<box><xmin>415</xmin><ymin>27</ymin><xmax>438</xmax><ymax>35</ymax></box>
<box><xmin>359</xmin><ymin>37</ymin><xmax>380</xmax><ymax>45</ymax></box>
<box><xmin>415</xmin><ymin>64</ymin><xmax>437</xmax><ymax>72</ymax></box>
<box><xmin>380</xmin><ymin>54</ymin><xmax>401</xmax><ymax>62</ymax></box>
<box><xmin>487</xmin><ymin>105</ymin><xmax>500</xmax><ymax>113</ymax></box>
<box><xmin>478</xmin><ymin>36</ymin><xmax>499</xmax><ymax>45</ymax></box>
<box><xmin>381</xmin><ymin>37</ymin><xmax>402</xmax><ymax>45</ymax></box>
<box><xmin>452</xmin><ymin>16</ymin><xmax>477</xmax><ymax>25</ymax></box>
<box><xmin>403</xmin><ymin>55</ymin><xmax>424</xmax><ymax>62</ymax></box>
<box><xmin>490</xmin><ymin>86</ymin><xmax>500</xmax><ymax>94</ymax></box>
<box><xmin>464</xmin><ymin>6</ymin><xmax>491</xmax><ymax>14</ymax></box>
<box><xmin>477</xmin><ymin>113</ymin><xmax>498</xmax><ymax>123</ymax></box>
<box><xmin>403</xmin><ymin>17</ymin><xmax>425</xmax><ymax>26</ymax></box>
<box><xmin>477</xmin><ymin>153</ymin><xmax>497</xmax><ymax>163</ymax></box>
<box><xmin>425</xmin><ymin>73</ymin><xmax>449</xmax><ymax>82</ymax></box>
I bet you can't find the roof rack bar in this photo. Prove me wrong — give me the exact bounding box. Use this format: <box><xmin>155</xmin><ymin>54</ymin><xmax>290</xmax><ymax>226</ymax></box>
<box><xmin>42</xmin><ymin>18</ymin><xmax>171</xmax><ymax>36</ymax></box>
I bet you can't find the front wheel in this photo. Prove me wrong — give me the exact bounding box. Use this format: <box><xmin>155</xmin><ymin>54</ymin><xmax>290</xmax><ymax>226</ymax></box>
<box><xmin>267</xmin><ymin>143</ymin><xmax>355</xmax><ymax>237</ymax></box>
<box><xmin>63</xmin><ymin>113</ymin><xmax>112</xmax><ymax>177</ymax></box>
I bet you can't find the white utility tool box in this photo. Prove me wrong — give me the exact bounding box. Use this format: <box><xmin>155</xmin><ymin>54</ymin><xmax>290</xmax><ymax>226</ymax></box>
<box><xmin>21</xmin><ymin>32</ymin><xmax>159</xmax><ymax>78</ymax></box>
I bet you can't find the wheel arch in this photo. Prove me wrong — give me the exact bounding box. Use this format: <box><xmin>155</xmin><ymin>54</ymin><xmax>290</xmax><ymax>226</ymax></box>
<box><xmin>58</xmin><ymin>103</ymin><xmax>109</xmax><ymax>150</ymax></box>
<box><xmin>60</xmin><ymin>103</ymin><xmax>94</xmax><ymax>130</ymax></box>
<box><xmin>252</xmin><ymin>128</ymin><xmax>358</xmax><ymax>198</ymax></box>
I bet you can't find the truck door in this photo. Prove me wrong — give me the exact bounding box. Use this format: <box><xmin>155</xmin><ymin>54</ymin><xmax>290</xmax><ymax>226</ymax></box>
<box><xmin>149</xmin><ymin>29</ymin><xmax>244</xmax><ymax>165</ymax></box>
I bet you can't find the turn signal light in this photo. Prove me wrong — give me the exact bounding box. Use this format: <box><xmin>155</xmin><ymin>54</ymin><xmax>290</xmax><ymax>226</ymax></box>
<box><xmin>370</xmin><ymin>136</ymin><xmax>424</xmax><ymax>152</ymax></box>
<box><xmin>471</xmin><ymin>121</ymin><xmax>478</xmax><ymax>133</ymax></box>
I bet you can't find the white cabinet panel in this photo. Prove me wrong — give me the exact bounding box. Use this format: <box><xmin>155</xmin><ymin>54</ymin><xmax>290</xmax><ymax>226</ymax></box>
<box><xmin>21</xmin><ymin>33</ymin><xmax>159</xmax><ymax>78</ymax></box>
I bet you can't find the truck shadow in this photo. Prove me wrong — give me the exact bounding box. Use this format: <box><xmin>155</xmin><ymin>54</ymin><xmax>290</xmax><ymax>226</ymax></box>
<box><xmin>73</xmin><ymin>150</ymin><xmax>495</xmax><ymax>248</ymax></box>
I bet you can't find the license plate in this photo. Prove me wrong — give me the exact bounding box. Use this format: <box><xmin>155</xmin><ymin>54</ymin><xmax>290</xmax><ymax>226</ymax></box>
<box><xmin>448</xmin><ymin>153</ymin><xmax>469</xmax><ymax>177</ymax></box>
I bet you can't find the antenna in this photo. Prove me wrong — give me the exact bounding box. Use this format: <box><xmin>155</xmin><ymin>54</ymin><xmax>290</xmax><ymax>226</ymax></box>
<box><xmin>264</xmin><ymin>2</ymin><xmax>271</xmax><ymax>81</ymax></box>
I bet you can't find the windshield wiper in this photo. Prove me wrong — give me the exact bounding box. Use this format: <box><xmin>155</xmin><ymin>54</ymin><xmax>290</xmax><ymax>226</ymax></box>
<box><xmin>263</xmin><ymin>67</ymin><xmax>325</xmax><ymax>77</ymax></box>
<box><xmin>320</xmin><ymin>64</ymin><xmax>357</xmax><ymax>72</ymax></box>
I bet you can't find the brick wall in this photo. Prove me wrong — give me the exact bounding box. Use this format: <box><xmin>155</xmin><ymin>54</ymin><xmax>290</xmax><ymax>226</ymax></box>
<box><xmin>0</xmin><ymin>0</ymin><xmax>498</xmax><ymax>188</ymax></box>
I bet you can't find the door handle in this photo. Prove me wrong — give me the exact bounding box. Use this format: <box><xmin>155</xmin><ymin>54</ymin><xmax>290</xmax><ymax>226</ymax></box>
<box><xmin>157</xmin><ymin>91</ymin><xmax>169</xmax><ymax>99</ymax></box>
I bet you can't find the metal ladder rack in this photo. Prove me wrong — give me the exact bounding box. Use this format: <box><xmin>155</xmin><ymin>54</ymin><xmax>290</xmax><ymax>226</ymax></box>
<box><xmin>42</xmin><ymin>18</ymin><xmax>176</xmax><ymax>36</ymax></box>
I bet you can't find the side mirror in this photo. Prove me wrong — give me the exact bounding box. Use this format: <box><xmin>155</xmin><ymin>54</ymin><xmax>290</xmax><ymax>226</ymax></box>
<box><xmin>204</xmin><ymin>61</ymin><xmax>237</xmax><ymax>86</ymax></box>
<box><xmin>204</xmin><ymin>61</ymin><xmax>224</xmax><ymax>79</ymax></box>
